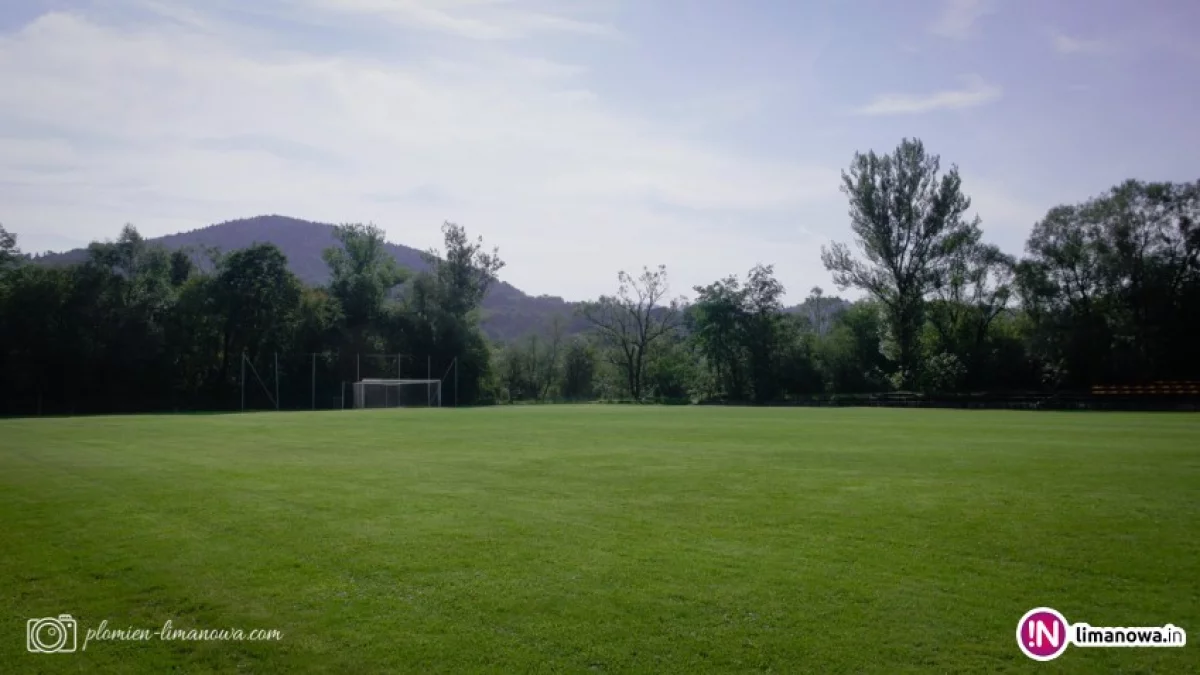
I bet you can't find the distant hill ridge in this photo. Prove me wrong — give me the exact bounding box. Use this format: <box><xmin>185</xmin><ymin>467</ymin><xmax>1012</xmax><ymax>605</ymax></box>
<box><xmin>35</xmin><ymin>215</ymin><xmax>847</xmax><ymax>342</ymax></box>
<box><xmin>35</xmin><ymin>215</ymin><xmax>586</xmax><ymax>342</ymax></box>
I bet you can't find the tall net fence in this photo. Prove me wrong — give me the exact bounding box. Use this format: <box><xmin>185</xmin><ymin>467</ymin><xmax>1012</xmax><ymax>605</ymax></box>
<box><xmin>240</xmin><ymin>353</ymin><xmax>456</xmax><ymax>412</ymax></box>
<box><xmin>274</xmin><ymin>352</ymin><xmax>345</xmax><ymax>411</ymax></box>
<box><xmin>0</xmin><ymin>349</ymin><xmax>459</xmax><ymax>415</ymax></box>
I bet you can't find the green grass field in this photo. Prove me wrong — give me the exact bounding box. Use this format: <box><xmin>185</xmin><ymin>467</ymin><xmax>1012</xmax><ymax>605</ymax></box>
<box><xmin>1</xmin><ymin>406</ymin><xmax>1197</xmax><ymax>673</ymax></box>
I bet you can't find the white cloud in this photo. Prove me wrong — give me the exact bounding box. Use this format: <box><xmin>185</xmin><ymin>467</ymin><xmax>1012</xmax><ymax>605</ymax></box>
<box><xmin>278</xmin><ymin>0</ymin><xmax>618</xmax><ymax>40</ymax></box>
<box><xmin>1051</xmin><ymin>33</ymin><xmax>1107</xmax><ymax>55</ymax></box>
<box><xmin>0</xmin><ymin>3</ymin><xmax>840</xmax><ymax>301</ymax></box>
<box><xmin>854</xmin><ymin>75</ymin><xmax>1001</xmax><ymax>116</ymax></box>
<box><xmin>928</xmin><ymin>0</ymin><xmax>992</xmax><ymax>41</ymax></box>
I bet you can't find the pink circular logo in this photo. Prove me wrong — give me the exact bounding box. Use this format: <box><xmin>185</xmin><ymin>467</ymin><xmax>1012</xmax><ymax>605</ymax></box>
<box><xmin>1017</xmin><ymin>607</ymin><xmax>1070</xmax><ymax>661</ymax></box>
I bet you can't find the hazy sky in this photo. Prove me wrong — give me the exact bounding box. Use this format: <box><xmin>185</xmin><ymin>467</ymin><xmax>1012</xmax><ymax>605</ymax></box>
<box><xmin>2</xmin><ymin>0</ymin><xmax>1197</xmax><ymax>302</ymax></box>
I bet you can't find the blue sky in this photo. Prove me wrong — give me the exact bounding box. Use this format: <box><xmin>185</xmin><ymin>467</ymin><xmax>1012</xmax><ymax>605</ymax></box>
<box><xmin>1</xmin><ymin>0</ymin><xmax>1197</xmax><ymax>302</ymax></box>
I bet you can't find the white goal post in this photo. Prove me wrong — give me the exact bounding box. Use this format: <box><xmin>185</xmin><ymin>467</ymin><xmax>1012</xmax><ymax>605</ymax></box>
<box><xmin>353</xmin><ymin>379</ymin><xmax>442</xmax><ymax>409</ymax></box>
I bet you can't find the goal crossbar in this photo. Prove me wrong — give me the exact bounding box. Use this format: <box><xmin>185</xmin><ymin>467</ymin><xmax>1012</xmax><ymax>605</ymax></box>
<box><xmin>359</xmin><ymin>378</ymin><xmax>440</xmax><ymax>384</ymax></box>
<box><xmin>352</xmin><ymin>378</ymin><xmax>442</xmax><ymax>409</ymax></box>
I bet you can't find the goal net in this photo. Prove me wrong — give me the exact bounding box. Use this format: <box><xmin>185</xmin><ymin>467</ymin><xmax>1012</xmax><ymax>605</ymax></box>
<box><xmin>352</xmin><ymin>379</ymin><xmax>442</xmax><ymax>409</ymax></box>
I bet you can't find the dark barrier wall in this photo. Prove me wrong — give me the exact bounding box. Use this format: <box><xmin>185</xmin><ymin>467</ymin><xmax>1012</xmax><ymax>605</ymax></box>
<box><xmin>700</xmin><ymin>392</ymin><xmax>1200</xmax><ymax>412</ymax></box>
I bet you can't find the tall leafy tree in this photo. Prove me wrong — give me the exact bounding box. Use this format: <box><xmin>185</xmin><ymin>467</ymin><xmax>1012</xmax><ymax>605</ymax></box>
<box><xmin>401</xmin><ymin>221</ymin><xmax>506</xmax><ymax>404</ymax></box>
<box><xmin>689</xmin><ymin>275</ymin><xmax>748</xmax><ymax>400</ymax></box>
<box><xmin>560</xmin><ymin>337</ymin><xmax>597</xmax><ymax>401</ymax></box>
<box><xmin>1015</xmin><ymin>203</ymin><xmax>1109</xmax><ymax>387</ymax></box>
<box><xmin>421</xmin><ymin>221</ymin><xmax>505</xmax><ymax>320</ymax></box>
<box><xmin>821</xmin><ymin>138</ymin><xmax>981</xmax><ymax>389</ymax></box>
<box><xmin>742</xmin><ymin>264</ymin><xmax>787</xmax><ymax>402</ymax></box>
<box><xmin>213</xmin><ymin>243</ymin><xmax>303</xmax><ymax>387</ymax></box>
<box><xmin>690</xmin><ymin>265</ymin><xmax>801</xmax><ymax>402</ymax></box>
<box><xmin>165</xmin><ymin>274</ymin><xmax>224</xmax><ymax>406</ymax></box>
<box><xmin>75</xmin><ymin>225</ymin><xmax>176</xmax><ymax>410</ymax></box>
<box><xmin>1093</xmin><ymin>180</ymin><xmax>1199</xmax><ymax>379</ymax></box>
<box><xmin>323</xmin><ymin>223</ymin><xmax>407</xmax><ymax>350</ymax></box>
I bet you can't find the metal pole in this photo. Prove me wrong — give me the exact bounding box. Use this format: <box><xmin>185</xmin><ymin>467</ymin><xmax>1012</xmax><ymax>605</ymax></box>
<box><xmin>427</xmin><ymin>356</ymin><xmax>431</xmax><ymax>406</ymax></box>
<box><xmin>240</xmin><ymin>352</ymin><xmax>245</xmax><ymax>412</ymax></box>
<box><xmin>275</xmin><ymin>352</ymin><xmax>280</xmax><ymax>410</ymax></box>
<box><xmin>311</xmin><ymin>353</ymin><xmax>316</xmax><ymax>410</ymax></box>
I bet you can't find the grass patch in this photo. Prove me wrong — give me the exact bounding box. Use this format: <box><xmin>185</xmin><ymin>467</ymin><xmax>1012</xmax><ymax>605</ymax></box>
<box><xmin>1</xmin><ymin>406</ymin><xmax>1197</xmax><ymax>673</ymax></box>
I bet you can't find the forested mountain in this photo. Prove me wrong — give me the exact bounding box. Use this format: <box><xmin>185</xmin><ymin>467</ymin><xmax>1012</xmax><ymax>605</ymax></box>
<box><xmin>35</xmin><ymin>215</ymin><xmax>587</xmax><ymax>342</ymax></box>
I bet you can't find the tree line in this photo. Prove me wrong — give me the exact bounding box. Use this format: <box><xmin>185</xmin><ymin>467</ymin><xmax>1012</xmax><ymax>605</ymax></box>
<box><xmin>2</xmin><ymin>137</ymin><xmax>1197</xmax><ymax>413</ymax></box>
<box><xmin>0</xmin><ymin>221</ymin><xmax>502</xmax><ymax>414</ymax></box>
<box><xmin>495</xmin><ymin>138</ymin><xmax>1199</xmax><ymax>404</ymax></box>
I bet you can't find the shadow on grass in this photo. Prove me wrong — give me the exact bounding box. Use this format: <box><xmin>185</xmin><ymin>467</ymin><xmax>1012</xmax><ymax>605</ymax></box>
<box><xmin>0</xmin><ymin>405</ymin><xmax>500</xmax><ymax>421</ymax></box>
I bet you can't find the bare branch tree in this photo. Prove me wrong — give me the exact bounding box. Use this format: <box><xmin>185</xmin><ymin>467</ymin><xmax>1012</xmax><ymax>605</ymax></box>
<box><xmin>578</xmin><ymin>265</ymin><xmax>683</xmax><ymax>400</ymax></box>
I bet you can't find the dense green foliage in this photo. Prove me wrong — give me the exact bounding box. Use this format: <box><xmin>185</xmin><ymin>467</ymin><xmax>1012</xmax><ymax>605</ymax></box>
<box><xmin>2</xmin><ymin>138</ymin><xmax>1197</xmax><ymax>411</ymax></box>
<box><xmin>1016</xmin><ymin>180</ymin><xmax>1200</xmax><ymax>388</ymax></box>
<box><xmin>2</xmin><ymin>407</ymin><xmax>1197</xmax><ymax>672</ymax></box>
<box><xmin>519</xmin><ymin>141</ymin><xmax>1198</xmax><ymax>404</ymax></box>
<box><xmin>0</xmin><ymin>222</ymin><xmax>502</xmax><ymax>414</ymax></box>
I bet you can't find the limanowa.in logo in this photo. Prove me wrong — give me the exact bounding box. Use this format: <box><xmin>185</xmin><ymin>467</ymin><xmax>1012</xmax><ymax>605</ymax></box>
<box><xmin>1017</xmin><ymin>607</ymin><xmax>1187</xmax><ymax>661</ymax></box>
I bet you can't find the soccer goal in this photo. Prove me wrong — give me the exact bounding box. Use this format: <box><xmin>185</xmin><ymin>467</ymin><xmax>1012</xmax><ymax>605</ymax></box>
<box><xmin>352</xmin><ymin>379</ymin><xmax>442</xmax><ymax>409</ymax></box>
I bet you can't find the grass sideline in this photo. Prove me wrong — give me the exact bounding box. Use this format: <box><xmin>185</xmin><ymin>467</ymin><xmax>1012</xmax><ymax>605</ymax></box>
<box><xmin>1</xmin><ymin>406</ymin><xmax>1197</xmax><ymax>673</ymax></box>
